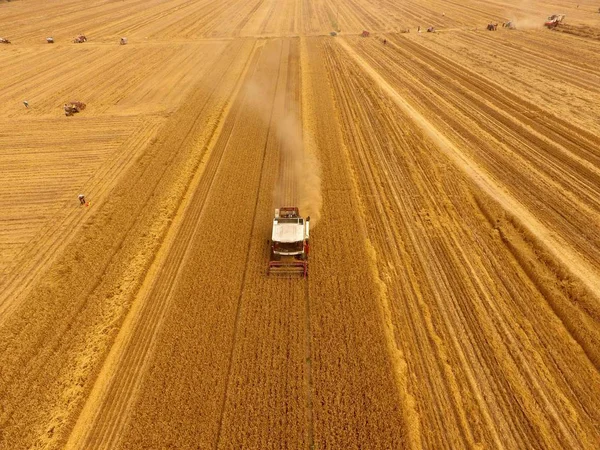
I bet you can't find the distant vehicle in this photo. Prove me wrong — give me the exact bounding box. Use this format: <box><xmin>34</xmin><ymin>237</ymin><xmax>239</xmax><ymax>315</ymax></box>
<box><xmin>545</xmin><ymin>14</ymin><xmax>565</xmax><ymax>28</ymax></box>
<box><xmin>120</xmin><ymin>37</ymin><xmax>127</xmax><ymax>45</ymax></box>
<box><xmin>73</xmin><ymin>35</ymin><xmax>87</xmax><ymax>43</ymax></box>
<box><xmin>268</xmin><ymin>207</ymin><xmax>310</xmax><ymax>277</ymax></box>
<box><xmin>0</xmin><ymin>37</ymin><xmax>11</xmax><ymax>44</ymax></box>
<box><xmin>64</xmin><ymin>101</ymin><xmax>86</xmax><ymax>116</ymax></box>
<box><xmin>361</xmin><ymin>30</ymin><xmax>370</xmax><ymax>37</ymax></box>
<box><xmin>46</xmin><ymin>37</ymin><xmax>54</xmax><ymax>44</ymax></box>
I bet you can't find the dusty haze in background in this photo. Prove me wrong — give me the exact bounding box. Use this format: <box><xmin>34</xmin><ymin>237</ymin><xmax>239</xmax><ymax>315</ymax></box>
<box><xmin>503</xmin><ymin>0</ymin><xmax>548</xmax><ymax>29</ymax></box>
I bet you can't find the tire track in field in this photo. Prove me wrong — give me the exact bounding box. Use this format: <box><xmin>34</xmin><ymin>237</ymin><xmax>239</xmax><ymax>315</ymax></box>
<box><xmin>303</xmin><ymin>277</ymin><xmax>315</xmax><ymax>450</ymax></box>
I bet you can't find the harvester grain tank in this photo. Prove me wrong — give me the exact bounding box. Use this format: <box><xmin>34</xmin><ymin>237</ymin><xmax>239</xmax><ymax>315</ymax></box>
<box><xmin>268</xmin><ymin>207</ymin><xmax>310</xmax><ymax>277</ymax></box>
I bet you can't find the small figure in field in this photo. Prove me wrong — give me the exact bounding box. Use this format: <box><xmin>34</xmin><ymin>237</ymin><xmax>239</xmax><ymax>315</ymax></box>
<box><xmin>383</xmin><ymin>38</ymin><xmax>387</xmax><ymax>45</ymax></box>
<box><xmin>78</xmin><ymin>194</ymin><xmax>86</xmax><ymax>205</ymax></box>
<box><xmin>418</xmin><ymin>25</ymin><xmax>421</xmax><ymax>33</ymax></box>
<box><xmin>23</xmin><ymin>100</ymin><xmax>29</xmax><ymax>108</ymax></box>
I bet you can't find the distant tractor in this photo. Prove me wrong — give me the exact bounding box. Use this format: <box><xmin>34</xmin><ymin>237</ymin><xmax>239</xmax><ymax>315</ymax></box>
<box><xmin>0</xmin><ymin>37</ymin><xmax>11</xmax><ymax>44</ymax></box>
<box><xmin>545</xmin><ymin>14</ymin><xmax>565</xmax><ymax>28</ymax></box>
<box><xmin>73</xmin><ymin>35</ymin><xmax>87</xmax><ymax>43</ymax></box>
<box><xmin>64</xmin><ymin>101</ymin><xmax>86</xmax><ymax>116</ymax></box>
<box><xmin>268</xmin><ymin>207</ymin><xmax>310</xmax><ymax>277</ymax></box>
<box><xmin>361</xmin><ymin>30</ymin><xmax>370</xmax><ymax>37</ymax></box>
<box><xmin>46</xmin><ymin>37</ymin><xmax>54</xmax><ymax>43</ymax></box>
<box><xmin>120</xmin><ymin>37</ymin><xmax>128</xmax><ymax>45</ymax></box>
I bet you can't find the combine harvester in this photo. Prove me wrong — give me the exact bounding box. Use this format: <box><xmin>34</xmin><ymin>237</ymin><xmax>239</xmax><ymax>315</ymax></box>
<box><xmin>545</xmin><ymin>14</ymin><xmax>565</xmax><ymax>29</ymax></box>
<box><xmin>64</xmin><ymin>101</ymin><xmax>86</xmax><ymax>116</ymax></box>
<box><xmin>268</xmin><ymin>207</ymin><xmax>310</xmax><ymax>277</ymax></box>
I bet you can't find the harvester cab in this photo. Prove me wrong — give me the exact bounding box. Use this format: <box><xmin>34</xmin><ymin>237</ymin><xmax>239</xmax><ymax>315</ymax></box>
<box><xmin>268</xmin><ymin>207</ymin><xmax>310</xmax><ymax>277</ymax></box>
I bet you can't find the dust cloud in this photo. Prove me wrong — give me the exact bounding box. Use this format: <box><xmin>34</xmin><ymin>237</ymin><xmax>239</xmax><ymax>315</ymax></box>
<box><xmin>273</xmin><ymin>111</ymin><xmax>322</xmax><ymax>226</ymax></box>
<box><xmin>244</xmin><ymin>80</ymin><xmax>322</xmax><ymax>226</ymax></box>
<box><xmin>502</xmin><ymin>0</ymin><xmax>549</xmax><ymax>29</ymax></box>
